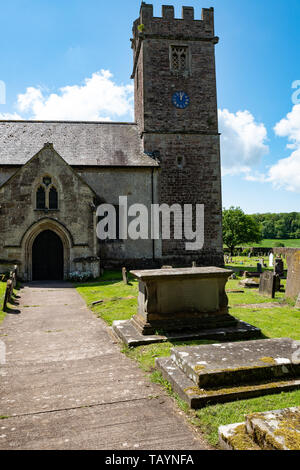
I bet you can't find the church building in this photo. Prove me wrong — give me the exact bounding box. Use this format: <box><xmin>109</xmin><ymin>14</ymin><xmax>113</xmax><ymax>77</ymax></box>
<box><xmin>0</xmin><ymin>3</ymin><xmax>223</xmax><ymax>281</ymax></box>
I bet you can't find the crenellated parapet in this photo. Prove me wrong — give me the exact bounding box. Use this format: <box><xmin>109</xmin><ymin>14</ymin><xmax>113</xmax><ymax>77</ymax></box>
<box><xmin>132</xmin><ymin>3</ymin><xmax>216</xmax><ymax>44</ymax></box>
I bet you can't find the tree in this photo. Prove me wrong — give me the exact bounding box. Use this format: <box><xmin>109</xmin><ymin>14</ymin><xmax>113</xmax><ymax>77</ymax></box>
<box><xmin>222</xmin><ymin>207</ymin><xmax>262</xmax><ymax>255</ymax></box>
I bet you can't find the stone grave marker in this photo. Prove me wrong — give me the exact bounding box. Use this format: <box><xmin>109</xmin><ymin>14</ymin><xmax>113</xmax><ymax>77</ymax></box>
<box><xmin>274</xmin><ymin>258</ymin><xmax>284</xmax><ymax>277</ymax></box>
<box><xmin>259</xmin><ymin>271</ymin><xmax>276</xmax><ymax>298</ymax></box>
<box><xmin>286</xmin><ymin>250</ymin><xmax>300</xmax><ymax>299</ymax></box>
<box><xmin>257</xmin><ymin>262</ymin><xmax>262</xmax><ymax>273</ymax></box>
<box><xmin>122</xmin><ymin>267</ymin><xmax>128</xmax><ymax>285</ymax></box>
<box><xmin>156</xmin><ymin>338</ymin><xmax>300</xmax><ymax>408</ymax></box>
<box><xmin>113</xmin><ymin>267</ymin><xmax>261</xmax><ymax>347</ymax></box>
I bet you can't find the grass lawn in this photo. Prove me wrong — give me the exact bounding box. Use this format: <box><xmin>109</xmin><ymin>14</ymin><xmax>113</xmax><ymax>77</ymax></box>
<box><xmin>75</xmin><ymin>268</ymin><xmax>300</xmax><ymax>449</ymax></box>
<box><xmin>0</xmin><ymin>281</ymin><xmax>7</xmax><ymax>324</ymax></box>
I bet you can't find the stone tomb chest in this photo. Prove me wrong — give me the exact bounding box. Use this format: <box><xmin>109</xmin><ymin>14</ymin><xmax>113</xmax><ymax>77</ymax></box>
<box><xmin>131</xmin><ymin>267</ymin><xmax>234</xmax><ymax>334</ymax></box>
<box><xmin>113</xmin><ymin>267</ymin><xmax>261</xmax><ymax>347</ymax></box>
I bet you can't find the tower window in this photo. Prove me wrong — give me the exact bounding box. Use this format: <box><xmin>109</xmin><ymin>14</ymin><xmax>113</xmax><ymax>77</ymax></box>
<box><xmin>176</xmin><ymin>156</ymin><xmax>184</xmax><ymax>169</ymax></box>
<box><xmin>171</xmin><ymin>46</ymin><xmax>189</xmax><ymax>71</ymax></box>
<box><xmin>49</xmin><ymin>186</ymin><xmax>58</xmax><ymax>210</ymax></box>
<box><xmin>36</xmin><ymin>186</ymin><xmax>46</xmax><ymax>209</ymax></box>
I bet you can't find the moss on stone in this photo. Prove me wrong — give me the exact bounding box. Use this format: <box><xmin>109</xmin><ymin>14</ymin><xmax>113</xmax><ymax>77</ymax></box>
<box><xmin>194</xmin><ymin>365</ymin><xmax>206</xmax><ymax>372</ymax></box>
<box><xmin>260</xmin><ymin>357</ymin><xmax>276</xmax><ymax>365</ymax></box>
<box><xmin>274</xmin><ymin>409</ymin><xmax>300</xmax><ymax>450</ymax></box>
<box><xmin>224</xmin><ymin>424</ymin><xmax>260</xmax><ymax>450</ymax></box>
<box><xmin>184</xmin><ymin>379</ymin><xmax>293</xmax><ymax>397</ymax></box>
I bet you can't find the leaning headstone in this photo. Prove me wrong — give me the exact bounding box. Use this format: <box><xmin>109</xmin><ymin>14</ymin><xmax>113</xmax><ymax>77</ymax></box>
<box><xmin>259</xmin><ymin>271</ymin><xmax>276</xmax><ymax>298</ymax></box>
<box><xmin>274</xmin><ymin>258</ymin><xmax>284</xmax><ymax>278</ymax></box>
<box><xmin>286</xmin><ymin>251</ymin><xmax>300</xmax><ymax>299</ymax></box>
<box><xmin>122</xmin><ymin>267</ymin><xmax>128</xmax><ymax>285</ymax></box>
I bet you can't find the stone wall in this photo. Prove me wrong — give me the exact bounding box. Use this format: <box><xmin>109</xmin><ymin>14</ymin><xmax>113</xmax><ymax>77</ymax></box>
<box><xmin>131</xmin><ymin>3</ymin><xmax>223</xmax><ymax>266</ymax></box>
<box><xmin>0</xmin><ymin>144</ymin><xmax>99</xmax><ymax>280</ymax></box>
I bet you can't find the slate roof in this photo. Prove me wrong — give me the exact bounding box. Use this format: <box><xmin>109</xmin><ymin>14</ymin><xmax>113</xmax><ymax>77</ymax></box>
<box><xmin>0</xmin><ymin>120</ymin><xmax>159</xmax><ymax>167</ymax></box>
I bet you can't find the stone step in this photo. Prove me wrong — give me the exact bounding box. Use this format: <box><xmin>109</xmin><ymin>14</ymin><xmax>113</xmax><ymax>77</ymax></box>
<box><xmin>245</xmin><ymin>407</ymin><xmax>300</xmax><ymax>450</ymax></box>
<box><xmin>156</xmin><ymin>356</ymin><xmax>300</xmax><ymax>408</ymax></box>
<box><xmin>113</xmin><ymin>318</ymin><xmax>261</xmax><ymax>347</ymax></box>
<box><xmin>219</xmin><ymin>407</ymin><xmax>300</xmax><ymax>450</ymax></box>
<box><xmin>171</xmin><ymin>338</ymin><xmax>300</xmax><ymax>388</ymax></box>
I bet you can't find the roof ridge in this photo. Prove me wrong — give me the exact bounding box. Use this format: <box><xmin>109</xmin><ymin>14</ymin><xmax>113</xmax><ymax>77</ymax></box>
<box><xmin>0</xmin><ymin>120</ymin><xmax>137</xmax><ymax>125</ymax></box>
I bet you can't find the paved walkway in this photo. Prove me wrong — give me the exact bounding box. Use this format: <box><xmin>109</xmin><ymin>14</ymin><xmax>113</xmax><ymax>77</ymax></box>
<box><xmin>0</xmin><ymin>282</ymin><xmax>210</xmax><ymax>450</ymax></box>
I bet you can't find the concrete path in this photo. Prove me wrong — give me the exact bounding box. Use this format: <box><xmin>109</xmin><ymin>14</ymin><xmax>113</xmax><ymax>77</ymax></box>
<box><xmin>0</xmin><ymin>282</ymin><xmax>210</xmax><ymax>450</ymax></box>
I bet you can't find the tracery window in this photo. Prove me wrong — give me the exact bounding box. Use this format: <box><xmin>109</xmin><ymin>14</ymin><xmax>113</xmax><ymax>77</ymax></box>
<box><xmin>36</xmin><ymin>186</ymin><xmax>46</xmax><ymax>209</ymax></box>
<box><xmin>35</xmin><ymin>177</ymin><xmax>59</xmax><ymax>210</ymax></box>
<box><xmin>49</xmin><ymin>187</ymin><xmax>58</xmax><ymax>210</ymax></box>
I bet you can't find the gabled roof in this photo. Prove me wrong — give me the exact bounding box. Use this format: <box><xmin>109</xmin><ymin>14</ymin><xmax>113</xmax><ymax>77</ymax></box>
<box><xmin>0</xmin><ymin>120</ymin><xmax>159</xmax><ymax>167</ymax></box>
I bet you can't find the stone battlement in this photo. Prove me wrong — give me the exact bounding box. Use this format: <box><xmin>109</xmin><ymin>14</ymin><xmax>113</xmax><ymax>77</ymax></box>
<box><xmin>140</xmin><ymin>2</ymin><xmax>214</xmax><ymax>23</ymax></box>
<box><xmin>133</xmin><ymin>3</ymin><xmax>215</xmax><ymax>39</ymax></box>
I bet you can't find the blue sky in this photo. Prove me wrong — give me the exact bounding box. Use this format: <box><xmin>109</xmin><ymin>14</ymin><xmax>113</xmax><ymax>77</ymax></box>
<box><xmin>1</xmin><ymin>0</ymin><xmax>300</xmax><ymax>214</ymax></box>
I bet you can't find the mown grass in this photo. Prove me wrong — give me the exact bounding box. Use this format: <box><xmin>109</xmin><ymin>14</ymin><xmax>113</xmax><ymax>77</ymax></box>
<box><xmin>74</xmin><ymin>272</ymin><xmax>138</xmax><ymax>326</ymax></box>
<box><xmin>231</xmin><ymin>239</ymin><xmax>300</xmax><ymax>248</ymax></box>
<box><xmin>76</xmin><ymin>269</ymin><xmax>300</xmax><ymax>449</ymax></box>
<box><xmin>0</xmin><ymin>282</ymin><xmax>6</xmax><ymax>324</ymax></box>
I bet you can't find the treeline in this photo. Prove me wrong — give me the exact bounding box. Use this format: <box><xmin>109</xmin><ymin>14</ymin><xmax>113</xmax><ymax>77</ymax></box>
<box><xmin>252</xmin><ymin>212</ymin><xmax>300</xmax><ymax>239</ymax></box>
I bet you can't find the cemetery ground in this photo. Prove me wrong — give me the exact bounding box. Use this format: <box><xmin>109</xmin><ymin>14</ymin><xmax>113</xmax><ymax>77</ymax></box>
<box><xmin>75</xmin><ymin>258</ymin><xmax>300</xmax><ymax>448</ymax></box>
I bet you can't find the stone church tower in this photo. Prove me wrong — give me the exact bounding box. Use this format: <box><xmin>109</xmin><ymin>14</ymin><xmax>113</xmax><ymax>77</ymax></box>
<box><xmin>131</xmin><ymin>3</ymin><xmax>223</xmax><ymax>266</ymax></box>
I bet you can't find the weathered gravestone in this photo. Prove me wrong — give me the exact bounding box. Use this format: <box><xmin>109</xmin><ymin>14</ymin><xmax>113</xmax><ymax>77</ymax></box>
<box><xmin>269</xmin><ymin>252</ymin><xmax>274</xmax><ymax>267</ymax></box>
<box><xmin>257</xmin><ymin>263</ymin><xmax>263</xmax><ymax>273</ymax></box>
<box><xmin>122</xmin><ymin>267</ymin><xmax>128</xmax><ymax>285</ymax></box>
<box><xmin>286</xmin><ymin>250</ymin><xmax>300</xmax><ymax>299</ymax></box>
<box><xmin>259</xmin><ymin>271</ymin><xmax>276</xmax><ymax>298</ymax></box>
<box><xmin>156</xmin><ymin>338</ymin><xmax>300</xmax><ymax>408</ymax></box>
<box><xmin>274</xmin><ymin>258</ymin><xmax>284</xmax><ymax>277</ymax></box>
<box><xmin>219</xmin><ymin>406</ymin><xmax>300</xmax><ymax>450</ymax></box>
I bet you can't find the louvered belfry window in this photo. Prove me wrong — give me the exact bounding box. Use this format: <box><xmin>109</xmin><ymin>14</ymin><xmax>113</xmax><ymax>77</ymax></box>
<box><xmin>171</xmin><ymin>46</ymin><xmax>188</xmax><ymax>71</ymax></box>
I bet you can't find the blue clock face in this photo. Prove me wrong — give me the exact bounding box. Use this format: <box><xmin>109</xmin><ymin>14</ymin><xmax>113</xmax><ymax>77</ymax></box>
<box><xmin>172</xmin><ymin>91</ymin><xmax>190</xmax><ymax>109</ymax></box>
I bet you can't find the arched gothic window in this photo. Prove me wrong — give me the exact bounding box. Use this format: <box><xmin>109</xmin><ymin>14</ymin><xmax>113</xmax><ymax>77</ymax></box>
<box><xmin>35</xmin><ymin>177</ymin><xmax>59</xmax><ymax>210</ymax></box>
<box><xmin>49</xmin><ymin>186</ymin><xmax>58</xmax><ymax>210</ymax></box>
<box><xmin>36</xmin><ymin>186</ymin><xmax>46</xmax><ymax>209</ymax></box>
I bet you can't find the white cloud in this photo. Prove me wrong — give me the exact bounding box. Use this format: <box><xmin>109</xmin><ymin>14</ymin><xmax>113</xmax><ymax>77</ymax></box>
<box><xmin>16</xmin><ymin>70</ymin><xmax>134</xmax><ymax>121</ymax></box>
<box><xmin>218</xmin><ymin>109</ymin><xmax>269</xmax><ymax>176</ymax></box>
<box><xmin>267</xmin><ymin>149</ymin><xmax>300</xmax><ymax>192</ymax></box>
<box><xmin>262</xmin><ymin>104</ymin><xmax>300</xmax><ymax>192</ymax></box>
<box><xmin>274</xmin><ymin>104</ymin><xmax>300</xmax><ymax>148</ymax></box>
<box><xmin>0</xmin><ymin>112</ymin><xmax>23</xmax><ymax>120</ymax></box>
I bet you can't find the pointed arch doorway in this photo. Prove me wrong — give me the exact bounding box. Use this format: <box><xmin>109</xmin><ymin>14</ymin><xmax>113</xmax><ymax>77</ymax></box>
<box><xmin>32</xmin><ymin>230</ymin><xmax>64</xmax><ymax>280</ymax></box>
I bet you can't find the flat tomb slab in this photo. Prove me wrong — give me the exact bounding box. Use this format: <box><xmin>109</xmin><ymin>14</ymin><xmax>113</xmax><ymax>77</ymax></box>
<box><xmin>245</xmin><ymin>407</ymin><xmax>300</xmax><ymax>450</ymax></box>
<box><xmin>171</xmin><ymin>338</ymin><xmax>300</xmax><ymax>388</ymax></box>
<box><xmin>112</xmin><ymin>318</ymin><xmax>261</xmax><ymax>348</ymax></box>
<box><xmin>156</xmin><ymin>356</ymin><xmax>300</xmax><ymax>409</ymax></box>
<box><xmin>219</xmin><ymin>407</ymin><xmax>300</xmax><ymax>450</ymax></box>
